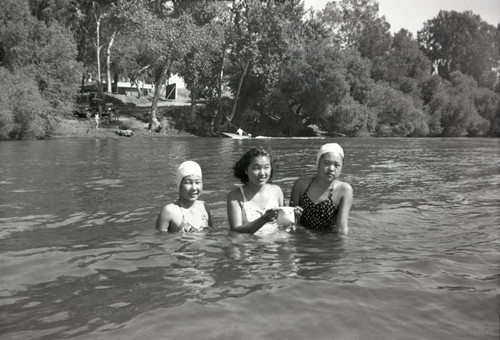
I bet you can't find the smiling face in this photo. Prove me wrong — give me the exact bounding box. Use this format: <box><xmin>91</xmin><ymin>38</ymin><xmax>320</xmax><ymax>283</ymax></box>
<box><xmin>178</xmin><ymin>175</ymin><xmax>203</xmax><ymax>203</ymax></box>
<box><xmin>317</xmin><ymin>152</ymin><xmax>343</xmax><ymax>182</ymax></box>
<box><xmin>246</xmin><ymin>156</ymin><xmax>272</xmax><ymax>187</ymax></box>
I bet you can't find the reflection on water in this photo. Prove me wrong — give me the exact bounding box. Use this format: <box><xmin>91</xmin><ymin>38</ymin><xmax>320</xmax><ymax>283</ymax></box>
<box><xmin>0</xmin><ymin>137</ymin><xmax>498</xmax><ymax>339</ymax></box>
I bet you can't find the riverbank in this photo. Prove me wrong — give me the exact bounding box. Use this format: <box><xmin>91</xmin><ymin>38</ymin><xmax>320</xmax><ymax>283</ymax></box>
<box><xmin>52</xmin><ymin>116</ymin><xmax>194</xmax><ymax>139</ymax></box>
<box><xmin>52</xmin><ymin>92</ymin><xmax>196</xmax><ymax>139</ymax></box>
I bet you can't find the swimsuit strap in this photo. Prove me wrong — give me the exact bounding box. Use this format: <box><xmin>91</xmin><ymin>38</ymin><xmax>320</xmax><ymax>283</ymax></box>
<box><xmin>328</xmin><ymin>184</ymin><xmax>334</xmax><ymax>200</ymax></box>
<box><xmin>176</xmin><ymin>200</ymin><xmax>188</xmax><ymax>222</ymax></box>
<box><xmin>304</xmin><ymin>178</ymin><xmax>315</xmax><ymax>193</ymax></box>
<box><xmin>175</xmin><ymin>200</ymin><xmax>207</xmax><ymax>232</ymax></box>
<box><xmin>239</xmin><ymin>186</ymin><xmax>247</xmax><ymax>202</ymax></box>
<box><xmin>240</xmin><ymin>185</ymin><xmax>271</xmax><ymax>204</ymax></box>
<box><xmin>304</xmin><ymin>178</ymin><xmax>335</xmax><ymax>201</ymax></box>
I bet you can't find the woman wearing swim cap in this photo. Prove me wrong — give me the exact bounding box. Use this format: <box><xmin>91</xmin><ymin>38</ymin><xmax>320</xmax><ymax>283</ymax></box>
<box><xmin>290</xmin><ymin>143</ymin><xmax>353</xmax><ymax>235</ymax></box>
<box><xmin>156</xmin><ymin>161</ymin><xmax>213</xmax><ymax>232</ymax></box>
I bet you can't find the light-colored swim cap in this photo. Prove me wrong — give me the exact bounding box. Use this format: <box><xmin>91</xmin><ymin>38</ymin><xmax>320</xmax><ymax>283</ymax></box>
<box><xmin>316</xmin><ymin>143</ymin><xmax>344</xmax><ymax>166</ymax></box>
<box><xmin>176</xmin><ymin>161</ymin><xmax>202</xmax><ymax>188</ymax></box>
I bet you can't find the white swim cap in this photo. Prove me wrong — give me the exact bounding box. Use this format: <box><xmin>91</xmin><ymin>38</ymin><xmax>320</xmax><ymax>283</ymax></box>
<box><xmin>316</xmin><ymin>143</ymin><xmax>344</xmax><ymax>166</ymax></box>
<box><xmin>176</xmin><ymin>161</ymin><xmax>202</xmax><ymax>188</ymax></box>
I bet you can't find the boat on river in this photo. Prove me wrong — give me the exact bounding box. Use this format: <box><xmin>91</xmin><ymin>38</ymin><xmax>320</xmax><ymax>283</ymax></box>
<box><xmin>222</xmin><ymin>132</ymin><xmax>251</xmax><ymax>139</ymax></box>
<box><xmin>222</xmin><ymin>132</ymin><xmax>325</xmax><ymax>139</ymax></box>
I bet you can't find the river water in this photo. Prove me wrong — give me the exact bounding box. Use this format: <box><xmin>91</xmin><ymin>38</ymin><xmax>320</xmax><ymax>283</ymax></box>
<box><xmin>0</xmin><ymin>137</ymin><xmax>498</xmax><ymax>339</ymax></box>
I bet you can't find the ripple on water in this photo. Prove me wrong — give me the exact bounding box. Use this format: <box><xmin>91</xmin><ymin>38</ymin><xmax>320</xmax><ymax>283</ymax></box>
<box><xmin>0</xmin><ymin>137</ymin><xmax>498</xmax><ymax>340</ymax></box>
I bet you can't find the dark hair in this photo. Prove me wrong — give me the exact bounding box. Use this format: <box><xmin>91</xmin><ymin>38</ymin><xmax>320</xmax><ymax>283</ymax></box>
<box><xmin>233</xmin><ymin>147</ymin><xmax>276</xmax><ymax>184</ymax></box>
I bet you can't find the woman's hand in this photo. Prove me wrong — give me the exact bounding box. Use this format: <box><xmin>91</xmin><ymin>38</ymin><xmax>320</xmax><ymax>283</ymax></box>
<box><xmin>262</xmin><ymin>208</ymin><xmax>278</xmax><ymax>223</ymax></box>
<box><xmin>293</xmin><ymin>206</ymin><xmax>303</xmax><ymax>221</ymax></box>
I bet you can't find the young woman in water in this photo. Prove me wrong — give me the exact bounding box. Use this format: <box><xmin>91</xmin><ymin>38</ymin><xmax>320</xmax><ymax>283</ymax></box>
<box><xmin>227</xmin><ymin>147</ymin><xmax>295</xmax><ymax>235</ymax></box>
<box><xmin>290</xmin><ymin>143</ymin><xmax>352</xmax><ymax>235</ymax></box>
<box><xmin>156</xmin><ymin>161</ymin><xmax>213</xmax><ymax>232</ymax></box>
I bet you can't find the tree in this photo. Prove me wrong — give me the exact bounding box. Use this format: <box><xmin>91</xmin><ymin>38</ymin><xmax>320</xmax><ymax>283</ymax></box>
<box><xmin>318</xmin><ymin>0</ymin><xmax>390</xmax><ymax>56</ymax></box>
<box><xmin>367</xmin><ymin>82</ymin><xmax>429</xmax><ymax>136</ymax></box>
<box><xmin>110</xmin><ymin>38</ymin><xmax>153</xmax><ymax>98</ymax></box>
<box><xmin>428</xmin><ymin>71</ymin><xmax>490</xmax><ymax>136</ymax></box>
<box><xmin>372</xmin><ymin>29</ymin><xmax>431</xmax><ymax>83</ymax></box>
<box><xmin>281</xmin><ymin>39</ymin><xmax>349</xmax><ymax>129</ymax></box>
<box><xmin>176</xmin><ymin>2</ymin><xmax>227</xmax><ymax>123</ymax></box>
<box><xmin>0</xmin><ymin>0</ymin><xmax>81</xmax><ymax>139</ymax></box>
<box><xmin>418</xmin><ymin>10</ymin><xmax>499</xmax><ymax>88</ymax></box>
<box><xmin>326</xmin><ymin>96</ymin><xmax>377</xmax><ymax>136</ymax></box>
<box><xmin>225</xmin><ymin>0</ymin><xmax>304</xmax><ymax>133</ymax></box>
<box><xmin>115</xmin><ymin>0</ymin><xmax>196</xmax><ymax>131</ymax></box>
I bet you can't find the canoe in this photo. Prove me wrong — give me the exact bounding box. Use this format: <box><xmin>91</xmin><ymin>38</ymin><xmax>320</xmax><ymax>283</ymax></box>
<box><xmin>222</xmin><ymin>132</ymin><xmax>324</xmax><ymax>139</ymax></box>
<box><xmin>222</xmin><ymin>132</ymin><xmax>250</xmax><ymax>139</ymax></box>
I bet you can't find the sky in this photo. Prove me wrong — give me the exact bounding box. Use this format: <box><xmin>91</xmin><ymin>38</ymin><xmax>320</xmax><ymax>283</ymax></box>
<box><xmin>303</xmin><ymin>0</ymin><xmax>500</xmax><ymax>35</ymax></box>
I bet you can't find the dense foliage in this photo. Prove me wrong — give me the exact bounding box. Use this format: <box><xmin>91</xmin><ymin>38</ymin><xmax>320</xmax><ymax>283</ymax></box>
<box><xmin>1</xmin><ymin>0</ymin><xmax>498</xmax><ymax>139</ymax></box>
<box><xmin>0</xmin><ymin>0</ymin><xmax>82</xmax><ymax>139</ymax></box>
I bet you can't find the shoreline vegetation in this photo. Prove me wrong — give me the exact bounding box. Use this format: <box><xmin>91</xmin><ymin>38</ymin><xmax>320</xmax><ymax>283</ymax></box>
<box><xmin>1</xmin><ymin>1</ymin><xmax>499</xmax><ymax>141</ymax></box>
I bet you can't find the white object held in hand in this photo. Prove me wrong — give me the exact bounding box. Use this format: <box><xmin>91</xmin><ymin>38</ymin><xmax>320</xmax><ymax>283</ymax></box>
<box><xmin>276</xmin><ymin>207</ymin><xmax>295</xmax><ymax>226</ymax></box>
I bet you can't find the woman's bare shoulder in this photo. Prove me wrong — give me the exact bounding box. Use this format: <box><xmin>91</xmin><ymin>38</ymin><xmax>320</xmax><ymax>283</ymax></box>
<box><xmin>336</xmin><ymin>181</ymin><xmax>353</xmax><ymax>195</ymax></box>
<box><xmin>293</xmin><ymin>177</ymin><xmax>312</xmax><ymax>190</ymax></box>
<box><xmin>267</xmin><ymin>183</ymin><xmax>283</xmax><ymax>193</ymax></box>
<box><xmin>161</xmin><ymin>202</ymin><xmax>180</xmax><ymax>214</ymax></box>
<box><xmin>227</xmin><ymin>185</ymin><xmax>243</xmax><ymax>201</ymax></box>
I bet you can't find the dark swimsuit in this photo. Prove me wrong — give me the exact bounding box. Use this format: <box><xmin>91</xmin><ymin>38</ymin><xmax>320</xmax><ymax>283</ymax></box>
<box><xmin>298</xmin><ymin>179</ymin><xmax>338</xmax><ymax>231</ymax></box>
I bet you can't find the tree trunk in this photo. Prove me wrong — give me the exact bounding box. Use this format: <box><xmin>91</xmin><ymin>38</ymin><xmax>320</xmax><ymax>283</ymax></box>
<box><xmin>190</xmin><ymin>88</ymin><xmax>196</xmax><ymax>120</ymax></box>
<box><xmin>96</xmin><ymin>17</ymin><xmax>102</xmax><ymax>95</ymax></box>
<box><xmin>113</xmin><ymin>73</ymin><xmax>119</xmax><ymax>94</ymax></box>
<box><xmin>228</xmin><ymin>60</ymin><xmax>249</xmax><ymax>122</ymax></box>
<box><xmin>106</xmin><ymin>31</ymin><xmax>116</xmax><ymax>93</ymax></box>
<box><xmin>149</xmin><ymin>65</ymin><xmax>169</xmax><ymax>131</ymax></box>
<box><xmin>81</xmin><ymin>74</ymin><xmax>85</xmax><ymax>94</ymax></box>
<box><xmin>214</xmin><ymin>48</ymin><xmax>226</xmax><ymax>130</ymax></box>
<box><xmin>133</xmin><ymin>65</ymin><xmax>150</xmax><ymax>98</ymax></box>
<box><xmin>135</xmin><ymin>80</ymin><xmax>141</xmax><ymax>98</ymax></box>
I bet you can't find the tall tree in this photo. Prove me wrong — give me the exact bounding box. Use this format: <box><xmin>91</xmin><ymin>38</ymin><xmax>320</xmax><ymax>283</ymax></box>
<box><xmin>318</xmin><ymin>0</ymin><xmax>390</xmax><ymax>56</ymax></box>
<box><xmin>176</xmin><ymin>1</ymin><xmax>227</xmax><ymax>122</ymax></box>
<box><xmin>115</xmin><ymin>0</ymin><xmax>196</xmax><ymax>131</ymax></box>
<box><xmin>418</xmin><ymin>10</ymin><xmax>499</xmax><ymax>89</ymax></box>
<box><xmin>226</xmin><ymin>0</ymin><xmax>303</xmax><ymax>131</ymax></box>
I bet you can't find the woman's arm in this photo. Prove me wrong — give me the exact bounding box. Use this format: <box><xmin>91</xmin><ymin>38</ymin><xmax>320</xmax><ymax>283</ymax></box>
<box><xmin>335</xmin><ymin>183</ymin><xmax>353</xmax><ymax>235</ymax></box>
<box><xmin>289</xmin><ymin>178</ymin><xmax>305</xmax><ymax>207</ymax></box>
<box><xmin>156</xmin><ymin>204</ymin><xmax>176</xmax><ymax>231</ymax></box>
<box><xmin>270</xmin><ymin>184</ymin><xmax>285</xmax><ymax>206</ymax></box>
<box><xmin>204</xmin><ymin>201</ymin><xmax>213</xmax><ymax>228</ymax></box>
<box><xmin>227</xmin><ymin>190</ymin><xmax>277</xmax><ymax>234</ymax></box>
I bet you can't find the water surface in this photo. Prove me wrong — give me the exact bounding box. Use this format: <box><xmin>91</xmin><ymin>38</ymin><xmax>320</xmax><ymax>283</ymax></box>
<box><xmin>0</xmin><ymin>137</ymin><xmax>498</xmax><ymax>339</ymax></box>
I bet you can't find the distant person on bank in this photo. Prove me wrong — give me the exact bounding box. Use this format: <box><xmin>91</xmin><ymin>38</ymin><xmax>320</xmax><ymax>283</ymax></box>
<box><xmin>94</xmin><ymin>112</ymin><xmax>100</xmax><ymax>129</ymax></box>
<box><xmin>156</xmin><ymin>161</ymin><xmax>212</xmax><ymax>232</ymax></box>
<box><xmin>290</xmin><ymin>143</ymin><xmax>353</xmax><ymax>235</ymax></box>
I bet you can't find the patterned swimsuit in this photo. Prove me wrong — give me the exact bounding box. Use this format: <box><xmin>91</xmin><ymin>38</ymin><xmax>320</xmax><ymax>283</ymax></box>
<box><xmin>175</xmin><ymin>201</ymin><xmax>209</xmax><ymax>232</ymax></box>
<box><xmin>298</xmin><ymin>179</ymin><xmax>338</xmax><ymax>231</ymax></box>
<box><xmin>240</xmin><ymin>186</ymin><xmax>279</xmax><ymax>235</ymax></box>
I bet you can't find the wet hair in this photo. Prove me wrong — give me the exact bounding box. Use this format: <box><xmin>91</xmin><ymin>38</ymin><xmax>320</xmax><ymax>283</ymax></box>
<box><xmin>233</xmin><ymin>147</ymin><xmax>276</xmax><ymax>184</ymax></box>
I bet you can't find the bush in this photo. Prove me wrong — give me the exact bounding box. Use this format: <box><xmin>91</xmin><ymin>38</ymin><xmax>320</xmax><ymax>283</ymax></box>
<box><xmin>326</xmin><ymin>96</ymin><xmax>377</xmax><ymax>136</ymax></box>
<box><xmin>368</xmin><ymin>82</ymin><xmax>429</xmax><ymax>136</ymax></box>
<box><xmin>0</xmin><ymin>0</ymin><xmax>81</xmax><ymax>139</ymax></box>
<box><xmin>0</xmin><ymin>68</ymin><xmax>54</xmax><ymax>139</ymax></box>
<box><xmin>428</xmin><ymin>72</ymin><xmax>491</xmax><ymax>136</ymax></box>
<box><xmin>119</xmin><ymin>121</ymin><xmax>132</xmax><ymax>130</ymax></box>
